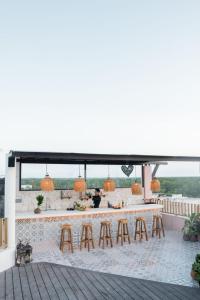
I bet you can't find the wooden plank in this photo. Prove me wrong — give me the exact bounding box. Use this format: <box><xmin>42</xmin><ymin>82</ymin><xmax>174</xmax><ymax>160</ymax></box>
<box><xmin>51</xmin><ymin>264</ymin><xmax>75</xmax><ymax>300</ymax></box>
<box><xmin>90</xmin><ymin>270</ymin><xmax>126</xmax><ymax>299</ymax></box>
<box><xmin>159</xmin><ymin>281</ymin><xmax>200</xmax><ymax>300</ymax></box>
<box><xmin>31</xmin><ymin>263</ymin><xmax>50</xmax><ymax>300</ymax></box>
<box><xmin>18</xmin><ymin>266</ymin><xmax>33</xmax><ymax>300</ymax></box>
<box><xmin>0</xmin><ymin>270</ymin><xmax>5</xmax><ymax>300</ymax></box>
<box><xmin>68</xmin><ymin>267</ymin><xmax>100</xmax><ymax>300</ymax></box>
<box><xmin>133</xmin><ymin>278</ymin><xmax>179</xmax><ymax>300</ymax></box>
<box><xmin>5</xmin><ymin>268</ymin><xmax>14</xmax><ymax>300</ymax></box>
<box><xmin>24</xmin><ymin>264</ymin><xmax>41</xmax><ymax>300</ymax></box>
<box><xmin>85</xmin><ymin>270</ymin><xmax>118</xmax><ymax>299</ymax></box>
<box><xmin>43</xmin><ymin>263</ymin><xmax>69</xmax><ymax>300</ymax></box>
<box><xmin>12</xmin><ymin>267</ymin><xmax>23</xmax><ymax>300</ymax></box>
<box><xmin>77</xmin><ymin>268</ymin><xmax>109</xmax><ymax>299</ymax></box>
<box><xmin>37</xmin><ymin>263</ymin><xmax>59</xmax><ymax>300</ymax></box>
<box><xmin>140</xmin><ymin>279</ymin><xmax>178</xmax><ymax>300</ymax></box>
<box><xmin>2</xmin><ymin>263</ymin><xmax>200</xmax><ymax>300</ymax></box>
<box><xmin>60</xmin><ymin>266</ymin><xmax>88</xmax><ymax>300</ymax></box>
<box><xmin>101</xmin><ymin>273</ymin><xmax>138</xmax><ymax>299</ymax></box>
<box><xmin>116</xmin><ymin>275</ymin><xmax>153</xmax><ymax>300</ymax></box>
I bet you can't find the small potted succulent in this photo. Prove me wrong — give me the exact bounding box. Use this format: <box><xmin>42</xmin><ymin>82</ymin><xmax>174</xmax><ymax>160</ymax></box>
<box><xmin>34</xmin><ymin>194</ymin><xmax>44</xmax><ymax>214</ymax></box>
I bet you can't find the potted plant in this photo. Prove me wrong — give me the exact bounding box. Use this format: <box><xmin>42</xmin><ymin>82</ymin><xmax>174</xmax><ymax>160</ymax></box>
<box><xmin>196</xmin><ymin>254</ymin><xmax>200</xmax><ymax>262</ymax></box>
<box><xmin>194</xmin><ymin>214</ymin><xmax>200</xmax><ymax>241</ymax></box>
<box><xmin>182</xmin><ymin>223</ymin><xmax>191</xmax><ymax>241</ymax></box>
<box><xmin>182</xmin><ymin>213</ymin><xmax>199</xmax><ymax>242</ymax></box>
<box><xmin>191</xmin><ymin>259</ymin><xmax>200</xmax><ymax>285</ymax></box>
<box><xmin>34</xmin><ymin>194</ymin><xmax>44</xmax><ymax>214</ymax></box>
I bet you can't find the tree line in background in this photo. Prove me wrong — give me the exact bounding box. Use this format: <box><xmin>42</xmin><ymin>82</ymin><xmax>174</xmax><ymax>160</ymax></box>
<box><xmin>21</xmin><ymin>177</ymin><xmax>200</xmax><ymax>198</ymax></box>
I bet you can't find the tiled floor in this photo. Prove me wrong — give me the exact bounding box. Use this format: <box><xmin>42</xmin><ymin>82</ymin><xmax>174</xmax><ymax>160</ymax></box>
<box><xmin>32</xmin><ymin>230</ymin><xmax>200</xmax><ymax>288</ymax></box>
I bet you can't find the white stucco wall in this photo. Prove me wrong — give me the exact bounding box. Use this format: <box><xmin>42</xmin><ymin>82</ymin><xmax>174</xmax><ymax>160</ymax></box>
<box><xmin>16</xmin><ymin>188</ymin><xmax>144</xmax><ymax>212</ymax></box>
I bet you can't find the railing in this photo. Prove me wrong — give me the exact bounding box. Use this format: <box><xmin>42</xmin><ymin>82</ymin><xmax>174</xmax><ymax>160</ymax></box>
<box><xmin>152</xmin><ymin>198</ymin><xmax>200</xmax><ymax>217</ymax></box>
<box><xmin>0</xmin><ymin>218</ymin><xmax>7</xmax><ymax>248</ymax></box>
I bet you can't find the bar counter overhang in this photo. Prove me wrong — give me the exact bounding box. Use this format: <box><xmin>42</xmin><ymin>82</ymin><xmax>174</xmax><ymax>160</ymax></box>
<box><xmin>16</xmin><ymin>204</ymin><xmax>163</xmax><ymax>246</ymax></box>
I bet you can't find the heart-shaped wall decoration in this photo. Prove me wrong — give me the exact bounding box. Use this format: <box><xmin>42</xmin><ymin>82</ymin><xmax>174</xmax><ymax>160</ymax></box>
<box><xmin>121</xmin><ymin>165</ymin><xmax>134</xmax><ymax>177</ymax></box>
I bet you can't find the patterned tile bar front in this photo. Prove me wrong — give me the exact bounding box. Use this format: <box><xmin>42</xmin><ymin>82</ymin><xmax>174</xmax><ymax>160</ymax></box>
<box><xmin>16</xmin><ymin>205</ymin><xmax>163</xmax><ymax>246</ymax></box>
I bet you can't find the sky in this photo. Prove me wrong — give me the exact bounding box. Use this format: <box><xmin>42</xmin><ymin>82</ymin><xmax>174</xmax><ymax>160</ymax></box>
<box><xmin>1</xmin><ymin>1</ymin><xmax>200</xmax><ymax>177</ymax></box>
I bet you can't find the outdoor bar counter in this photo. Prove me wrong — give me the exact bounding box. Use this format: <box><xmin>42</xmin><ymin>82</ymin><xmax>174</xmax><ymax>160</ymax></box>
<box><xmin>16</xmin><ymin>204</ymin><xmax>163</xmax><ymax>246</ymax></box>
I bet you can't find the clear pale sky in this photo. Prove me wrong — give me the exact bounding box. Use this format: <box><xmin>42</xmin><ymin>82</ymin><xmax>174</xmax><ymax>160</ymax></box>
<box><xmin>0</xmin><ymin>1</ymin><xmax>200</xmax><ymax>177</ymax></box>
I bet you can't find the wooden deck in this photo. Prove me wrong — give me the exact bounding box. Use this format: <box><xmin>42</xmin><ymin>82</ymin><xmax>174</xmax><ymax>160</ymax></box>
<box><xmin>0</xmin><ymin>263</ymin><xmax>199</xmax><ymax>300</ymax></box>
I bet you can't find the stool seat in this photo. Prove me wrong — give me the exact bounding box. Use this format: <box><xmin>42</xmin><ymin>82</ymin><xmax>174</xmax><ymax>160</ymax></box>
<box><xmin>101</xmin><ymin>221</ymin><xmax>111</xmax><ymax>225</ymax></box>
<box><xmin>99</xmin><ymin>220</ymin><xmax>113</xmax><ymax>249</ymax></box>
<box><xmin>60</xmin><ymin>224</ymin><xmax>73</xmax><ymax>253</ymax></box>
<box><xmin>134</xmin><ymin>217</ymin><xmax>148</xmax><ymax>241</ymax></box>
<box><xmin>118</xmin><ymin>218</ymin><xmax>128</xmax><ymax>224</ymax></box>
<box><xmin>136</xmin><ymin>217</ymin><xmax>145</xmax><ymax>221</ymax></box>
<box><xmin>116</xmin><ymin>218</ymin><xmax>130</xmax><ymax>245</ymax></box>
<box><xmin>61</xmin><ymin>223</ymin><xmax>72</xmax><ymax>228</ymax></box>
<box><xmin>80</xmin><ymin>223</ymin><xmax>94</xmax><ymax>251</ymax></box>
<box><xmin>82</xmin><ymin>223</ymin><xmax>92</xmax><ymax>227</ymax></box>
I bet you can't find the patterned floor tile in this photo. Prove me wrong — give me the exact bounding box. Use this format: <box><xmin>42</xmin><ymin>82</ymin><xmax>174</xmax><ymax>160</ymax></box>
<box><xmin>32</xmin><ymin>230</ymin><xmax>200</xmax><ymax>288</ymax></box>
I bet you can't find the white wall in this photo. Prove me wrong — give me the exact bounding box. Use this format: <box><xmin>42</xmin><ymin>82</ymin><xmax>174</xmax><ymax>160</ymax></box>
<box><xmin>16</xmin><ymin>187</ymin><xmax>144</xmax><ymax>212</ymax></box>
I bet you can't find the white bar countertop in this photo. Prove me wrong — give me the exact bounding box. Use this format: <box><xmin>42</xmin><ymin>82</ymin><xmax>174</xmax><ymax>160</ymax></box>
<box><xmin>16</xmin><ymin>204</ymin><xmax>163</xmax><ymax>220</ymax></box>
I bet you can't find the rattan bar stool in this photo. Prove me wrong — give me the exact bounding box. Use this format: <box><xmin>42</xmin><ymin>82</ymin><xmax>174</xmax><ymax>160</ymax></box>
<box><xmin>60</xmin><ymin>223</ymin><xmax>73</xmax><ymax>253</ymax></box>
<box><xmin>134</xmin><ymin>217</ymin><xmax>148</xmax><ymax>241</ymax></box>
<box><xmin>80</xmin><ymin>223</ymin><xmax>95</xmax><ymax>251</ymax></box>
<box><xmin>152</xmin><ymin>215</ymin><xmax>165</xmax><ymax>238</ymax></box>
<box><xmin>116</xmin><ymin>219</ymin><xmax>131</xmax><ymax>245</ymax></box>
<box><xmin>99</xmin><ymin>221</ymin><xmax>113</xmax><ymax>249</ymax></box>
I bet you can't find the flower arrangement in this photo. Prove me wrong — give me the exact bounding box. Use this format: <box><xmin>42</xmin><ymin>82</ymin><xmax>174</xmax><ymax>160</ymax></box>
<box><xmin>74</xmin><ymin>201</ymin><xmax>87</xmax><ymax>211</ymax></box>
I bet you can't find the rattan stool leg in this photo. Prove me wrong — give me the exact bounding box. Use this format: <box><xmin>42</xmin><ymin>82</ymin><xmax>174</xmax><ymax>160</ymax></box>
<box><xmin>143</xmin><ymin>220</ymin><xmax>148</xmax><ymax>241</ymax></box>
<box><xmin>160</xmin><ymin>217</ymin><xmax>165</xmax><ymax>237</ymax></box>
<box><xmin>109</xmin><ymin>225</ymin><xmax>113</xmax><ymax>247</ymax></box>
<box><xmin>117</xmin><ymin>221</ymin><xmax>120</xmax><ymax>243</ymax></box>
<box><xmin>90</xmin><ymin>226</ymin><xmax>95</xmax><ymax>249</ymax></box>
<box><xmin>134</xmin><ymin>220</ymin><xmax>138</xmax><ymax>240</ymax></box>
<box><xmin>99</xmin><ymin>224</ymin><xmax>103</xmax><ymax>247</ymax></box>
<box><xmin>80</xmin><ymin>226</ymin><xmax>84</xmax><ymax>250</ymax></box>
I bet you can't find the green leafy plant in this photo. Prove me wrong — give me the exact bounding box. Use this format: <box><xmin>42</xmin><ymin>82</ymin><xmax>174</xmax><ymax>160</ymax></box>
<box><xmin>182</xmin><ymin>213</ymin><xmax>200</xmax><ymax>241</ymax></box>
<box><xmin>192</xmin><ymin>261</ymin><xmax>200</xmax><ymax>281</ymax></box>
<box><xmin>36</xmin><ymin>194</ymin><xmax>44</xmax><ymax>207</ymax></box>
<box><xmin>195</xmin><ymin>254</ymin><xmax>200</xmax><ymax>263</ymax></box>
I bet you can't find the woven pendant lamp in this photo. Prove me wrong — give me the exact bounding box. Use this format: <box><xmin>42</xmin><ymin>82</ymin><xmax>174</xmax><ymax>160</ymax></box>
<box><xmin>103</xmin><ymin>165</ymin><xmax>116</xmax><ymax>192</ymax></box>
<box><xmin>40</xmin><ymin>165</ymin><xmax>54</xmax><ymax>191</ymax></box>
<box><xmin>131</xmin><ymin>166</ymin><xmax>142</xmax><ymax>195</ymax></box>
<box><xmin>151</xmin><ymin>177</ymin><xmax>160</xmax><ymax>193</ymax></box>
<box><xmin>103</xmin><ymin>178</ymin><xmax>116</xmax><ymax>192</ymax></box>
<box><xmin>73</xmin><ymin>165</ymin><xmax>87</xmax><ymax>192</ymax></box>
<box><xmin>131</xmin><ymin>182</ymin><xmax>142</xmax><ymax>195</ymax></box>
<box><xmin>74</xmin><ymin>177</ymin><xmax>87</xmax><ymax>192</ymax></box>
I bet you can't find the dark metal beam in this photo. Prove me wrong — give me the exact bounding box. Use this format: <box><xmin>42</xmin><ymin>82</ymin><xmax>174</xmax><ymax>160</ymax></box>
<box><xmin>152</xmin><ymin>164</ymin><xmax>160</xmax><ymax>178</ymax></box>
<box><xmin>7</xmin><ymin>150</ymin><xmax>200</xmax><ymax>167</ymax></box>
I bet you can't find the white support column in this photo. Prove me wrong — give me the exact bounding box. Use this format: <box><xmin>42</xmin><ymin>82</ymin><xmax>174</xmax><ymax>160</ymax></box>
<box><xmin>143</xmin><ymin>165</ymin><xmax>153</xmax><ymax>200</ymax></box>
<box><xmin>0</xmin><ymin>154</ymin><xmax>17</xmax><ymax>271</ymax></box>
<box><xmin>5</xmin><ymin>155</ymin><xmax>16</xmax><ymax>249</ymax></box>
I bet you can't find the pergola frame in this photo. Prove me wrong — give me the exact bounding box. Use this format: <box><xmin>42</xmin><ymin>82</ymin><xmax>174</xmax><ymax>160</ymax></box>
<box><xmin>2</xmin><ymin>150</ymin><xmax>200</xmax><ymax>272</ymax></box>
<box><xmin>7</xmin><ymin>151</ymin><xmax>200</xmax><ymax>167</ymax></box>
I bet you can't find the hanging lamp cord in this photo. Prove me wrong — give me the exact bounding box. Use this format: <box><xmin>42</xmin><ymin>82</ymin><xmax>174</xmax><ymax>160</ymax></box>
<box><xmin>45</xmin><ymin>164</ymin><xmax>48</xmax><ymax>176</ymax></box>
<box><xmin>135</xmin><ymin>166</ymin><xmax>137</xmax><ymax>182</ymax></box>
<box><xmin>78</xmin><ymin>164</ymin><xmax>81</xmax><ymax>177</ymax></box>
<box><xmin>108</xmin><ymin>165</ymin><xmax>110</xmax><ymax>178</ymax></box>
